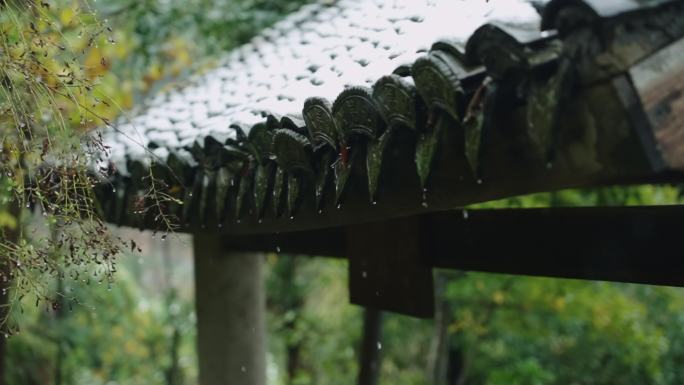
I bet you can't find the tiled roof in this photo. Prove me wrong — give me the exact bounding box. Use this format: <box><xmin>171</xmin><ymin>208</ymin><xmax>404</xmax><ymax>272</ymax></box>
<box><xmin>96</xmin><ymin>0</ymin><xmax>684</xmax><ymax>234</ymax></box>
<box><xmin>103</xmin><ymin>0</ymin><xmax>543</xmax><ymax>169</ymax></box>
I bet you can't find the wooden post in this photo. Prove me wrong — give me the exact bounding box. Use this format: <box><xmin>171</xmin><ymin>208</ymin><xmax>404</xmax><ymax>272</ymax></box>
<box><xmin>357</xmin><ymin>308</ymin><xmax>383</xmax><ymax>385</ymax></box>
<box><xmin>193</xmin><ymin>234</ymin><xmax>266</xmax><ymax>385</ymax></box>
<box><xmin>427</xmin><ymin>274</ymin><xmax>450</xmax><ymax>385</ymax></box>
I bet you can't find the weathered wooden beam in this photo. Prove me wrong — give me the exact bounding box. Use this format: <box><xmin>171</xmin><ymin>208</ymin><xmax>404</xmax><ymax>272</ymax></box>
<box><xmin>222</xmin><ymin>204</ymin><xmax>684</xmax><ymax>289</ymax></box>
<box><xmin>347</xmin><ymin>217</ymin><xmax>434</xmax><ymax>318</ymax></box>
<box><xmin>221</xmin><ymin>227</ymin><xmax>346</xmax><ymax>257</ymax></box>
<box><xmin>428</xmin><ymin>206</ymin><xmax>684</xmax><ymax>287</ymax></box>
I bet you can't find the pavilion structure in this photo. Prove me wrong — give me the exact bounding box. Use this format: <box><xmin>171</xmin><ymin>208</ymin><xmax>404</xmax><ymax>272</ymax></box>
<box><xmin>95</xmin><ymin>0</ymin><xmax>684</xmax><ymax>383</ymax></box>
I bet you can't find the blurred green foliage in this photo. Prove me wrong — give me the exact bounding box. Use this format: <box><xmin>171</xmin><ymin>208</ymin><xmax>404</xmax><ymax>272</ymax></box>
<box><xmin>92</xmin><ymin>0</ymin><xmax>315</xmax><ymax>103</ymax></box>
<box><xmin>7</xmin><ymin>255</ymin><xmax>197</xmax><ymax>385</ymax></box>
<box><xmin>445</xmin><ymin>276</ymin><xmax>678</xmax><ymax>385</ymax></box>
<box><xmin>1</xmin><ymin>0</ymin><xmax>124</xmax><ymax>322</ymax></box>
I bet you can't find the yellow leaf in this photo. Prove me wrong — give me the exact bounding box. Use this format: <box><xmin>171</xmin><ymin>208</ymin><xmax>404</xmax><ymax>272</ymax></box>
<box><xmin>59</xmin><ymin>7</ymin><xmax>75</xmax><ymax>25</ymax></box>
<box><xmin>143</xmin><ymin>63</ymin><xmax>163</xmax><ymax>88</ymax></box>
<box><xmin>169</xmin><ymin>185</ymin><xmax>182</xmax><ymax>194</ymax></box>
<box><xmin>553</xmin><ymin>296</ymin><xmax>566</xmax><ymax>311</ymax></box>
<box><xmin>0</xmin><ymin>211</ymin><xmax>18</xmax><ymax>229</ymax></box>
<box><xmin>84</xmin><ymin>47</ymin><xmax>109</xmax><ymax>79</ymax></box>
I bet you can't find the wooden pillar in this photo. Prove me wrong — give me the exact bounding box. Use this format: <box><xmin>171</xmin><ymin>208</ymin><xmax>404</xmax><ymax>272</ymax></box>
<box><xmin>193</xmin><ymin>234</ymin><xmax>266</xmax><ymax>385</ymax></box>
<box><xmin>357</xmin><ymin>308</ymin><xmax>383</xmax><ymax>385</ymax></box>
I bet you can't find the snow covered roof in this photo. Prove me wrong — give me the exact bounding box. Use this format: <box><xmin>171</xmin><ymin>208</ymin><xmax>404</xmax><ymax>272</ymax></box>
<box><xmin>103</xmin><ymin>0</ymin><xmax>544</xmax><ymax>170</ymax></box>
<box><xmin>96</xmin><ymin>0</ymin><xmax>684</xmax><ymax>234</ymax></box>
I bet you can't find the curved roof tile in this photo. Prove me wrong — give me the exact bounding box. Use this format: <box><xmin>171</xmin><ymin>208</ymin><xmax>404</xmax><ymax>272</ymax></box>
<box><xmin>103</xmin><ymin>0</ymin><xmax>543</xmax><ymax>169</ymax></box>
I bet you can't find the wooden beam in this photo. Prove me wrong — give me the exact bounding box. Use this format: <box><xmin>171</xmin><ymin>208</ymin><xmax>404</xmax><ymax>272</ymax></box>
<box><xmin>223</xmin><ymin>204</ymin><xmax>684</xmax><ymax>287</ymax></box>
<box><xmin>347</xmin><ymin>217</ymin><xmax>434</xmax><ymax>317</ymax></box>
<box><xmin>222</xmin><ymin>227</ymin><xmax>346</xmax><ymax>257</ymax></box>
<box><xmin>427</xmin><ymin>206</ymin><xmax>684</xmax><ymax>287</ymax></box>
<box><xmin>220</xmin><ymin>205</ymin><xmax>684</xmax><ymax>317</ymax></box>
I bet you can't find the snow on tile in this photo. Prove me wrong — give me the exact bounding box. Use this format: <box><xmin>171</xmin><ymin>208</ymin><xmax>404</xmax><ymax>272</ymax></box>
<box><xmin>106</xmin><ymin>0</ymin><xmax>543</xmax><ymax>170</ymax></box>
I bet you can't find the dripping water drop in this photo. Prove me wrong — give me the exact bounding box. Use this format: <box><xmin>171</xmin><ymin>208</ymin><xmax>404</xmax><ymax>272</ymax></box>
<box><xmin>362</xmin><ymin>271</ymin><xmax>367</xmax><ymax>279</ymax></box>
<box><xmin>476</xmin><ymin>179</ymin><xmax>483</xmax><ymax>185</ymax></box>
<box><xmin>336</xmin><ymin>203</ymin><xmax>341</xmax><ymax>209</ymax></box>
<box><xmin>462</xmin><ymin>209</ymin><xmax>469</xmax><ymax>220</ymax></box>
<box><xmin>377</xmin><ymin>341</ymin><xmax>382</xmax><ymax>350</ymax></box>
<box><xmin>276</xmin><ymin>246</ymin><xmax>281</xmax><ymax>253</ymax></box>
